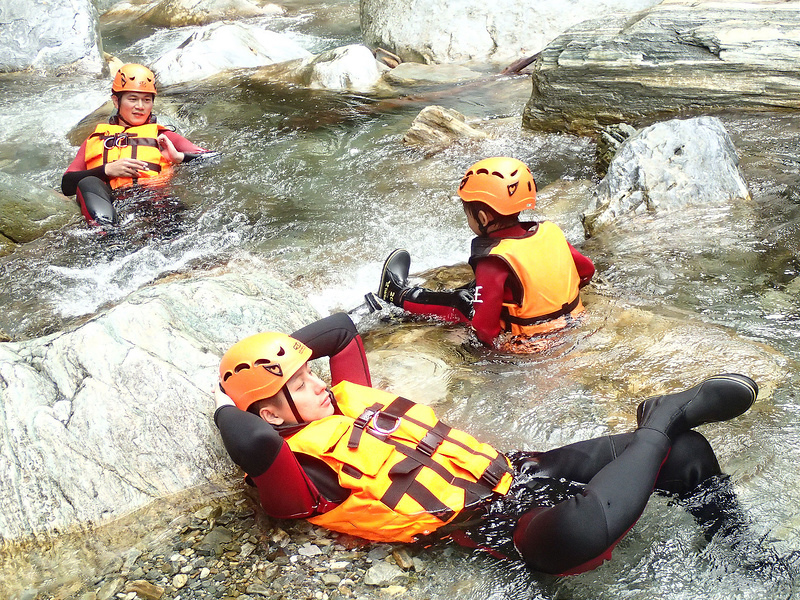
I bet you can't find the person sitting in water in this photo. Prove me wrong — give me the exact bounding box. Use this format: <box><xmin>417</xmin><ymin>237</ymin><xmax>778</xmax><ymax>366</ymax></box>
<box><xmin>214</xmin><ymin>311</ymin><xmax>757</xmax><ymax>576</ymax></box>
<box><xmin>61</xmin><ymin>63</ymin><xmax>209</xmax><ymax>227</ymax></box>
<box><xmin>376</xmin><ymin>157</ymin><xmax>595</xmax><ymax>352</ymax></box>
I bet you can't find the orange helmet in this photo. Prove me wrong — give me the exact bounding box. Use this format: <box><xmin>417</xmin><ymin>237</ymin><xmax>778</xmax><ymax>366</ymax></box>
<box><xmin>219</xmin><ymin>332</ymin><xmax>312</xmax><ymax>411</ymax></box>
<box><xmin>458</xmin><ymin>157</ymin><xmax>536</xmax><ymax>214</ymax></box>
<box><xmin>112</xmin><ymin>63</ymin><xmax>157</xmax><ymax>95</ymax></box>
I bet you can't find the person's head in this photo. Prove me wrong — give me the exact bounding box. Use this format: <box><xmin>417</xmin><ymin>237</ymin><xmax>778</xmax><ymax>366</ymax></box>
<box><xmin>457</xmin><ymin>157</ymin><xmax>537</xmax><ymax>236</ymax></box>
<box><xmin>111</xmin><ymin>63</ymin><xmax>157</xmax><ymax>127</ymax></box>
<box><xmin>219</xmin><ymin>332</ymin><xmax>334</xmax><ymax>426</ymax></box>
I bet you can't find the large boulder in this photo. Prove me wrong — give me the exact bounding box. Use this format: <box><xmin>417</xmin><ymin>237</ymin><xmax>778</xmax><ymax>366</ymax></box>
<box><xmin>300</xmin><ymin>45</ymin><xmax>385</xmax><ymax>92</ymax></box>
<box><xmin>0</xmin><ymin>171</ymin><xmax>80</xmax><ymax>246</ymax></box>
<box><xmin>523</xmin><ymin>0</ymin><xmax>800</xmax><ymax>133</ymax></box>
<box><xmin>151</xmin><ymin>22</ymin><xmax>312</xmax><ymax>86</ymax></box>
<box><xmin>142</xmin><ymin>0</ymin><xmax>283</xmax><ymax>27</ymax></box>
<box><xmin>0</xmin><ymin>0</ymin><xmax>104</xmax><ymax>73</ymax></box>
<box><xmin>360</xmin><ymin>0</ymin><xmax>662</xmax><ymax>66</ymax></box>
<box><xmin>0</xmin><ymin>267</ymin><xmax>318</xmax><ymax>540</ymax></box>
<box><xmin>582</xmin><ymin>116</ymin><xmax>750</xmax><ymax>235</ymax></box>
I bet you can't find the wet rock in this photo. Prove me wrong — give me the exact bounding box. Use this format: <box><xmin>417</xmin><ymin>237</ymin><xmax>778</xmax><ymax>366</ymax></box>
<box><xmin>0</xmin><ymin>268</ymin><xmax>319</xmax><ymax>541</ymax></box>
<box><xmin>402</xmin><ymin>105</ymin><xmax>488</xmax><ymax>155</ymax></box>
<box><xmin>198</xmin><ymin>526</ymin><xmax>234</xmax><ymax>556</ymax></box>
<box><xmin>361</xmin><ymin>0</ymin><xmax>661</xmax><ymax>65</ymax></box>
<box><xmin>0</xmin><ymin>0</ymin><xmax>103</xmax><ymax>74</ymax></box>
<box><xmin>582</xmin><ymin>116</ymin><xmax>750</xmax><ymax>235</ymax></box>
<box><xmin>523</xmin><ymin>0</ymin><xmax>800</xmax><ymax>133</ymax></box>
<box><xmin>596</xmin><ymin>123</ymin><xmax>638</xmax><ymax>176</ymax></box>
<box><xmin>142</xmin><ymin>0</ymin><xmax>283</xmax><ymax>27</ymax></box>
<box><xmin>124</xmin><ymin>579</ymin><xmax>164</xmax><ymax>600</ymax></box>
<box><xmin>300</xmin><ymin>44</ymin><xmax>385</xmax><ymax>92</ymax></box>
<box><xmin>0</xmin><ymin>171</ymin><xmax>80</xmax><ymax>244</ymax></box>
<box><xmin>363</xmin><ymin>560</ymin><xmax>405</xmax><ymax>585</ymax></box>
<box><xmin>152</xmin><ymin>22</ymin><xmax>312</xmax><ymax>86</ymax></box>
<box><xmin>384</xmin><ymin>63</ymin><xmax>484</xmax><ymax>86</ymax></box>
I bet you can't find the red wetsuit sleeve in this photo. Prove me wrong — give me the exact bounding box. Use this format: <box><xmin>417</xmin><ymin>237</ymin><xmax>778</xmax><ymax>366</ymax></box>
<box><xmin>569</xmin><ymin>243</ymin><xmax>595</xmax><ymax>288</ymax></box>
<box><xmin>291</xmin><ymin>313</ymin><xmax>371</xmax><ymax>387</ymax></box>
<box><xmin>471</xmin><ymin>256</ymin><xmax>512</xmax><ymax>346</ymax></box>
<box><xmin>162</xmin><ymin>129</ymin><xmax>207</xmax><ymax>155</ymax></box>
<box><xmin>214</xmin><ymin>405</ymin><xmax>323</xmax><ymax>518</ymax></box>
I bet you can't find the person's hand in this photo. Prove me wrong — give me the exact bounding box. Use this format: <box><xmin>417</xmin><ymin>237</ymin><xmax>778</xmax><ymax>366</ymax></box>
<box><xmin>104</xmin><ymin>158</ymin><xmax>149</xmax><ymax>178</ymax></box>
<box><xmin>157</xmin><ymin>134</ymin><xmax>185</xmax><ymax>164</ymax></box>
<box><xmin>214</xmin><ymin>384</ymin><xmax>236</xmax><ymax>410</ymax></box>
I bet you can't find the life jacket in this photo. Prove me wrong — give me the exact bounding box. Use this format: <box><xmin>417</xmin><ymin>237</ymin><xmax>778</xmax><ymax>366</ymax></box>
<box><xmin>469</xmin><ymin>221</ymin><xmax>583</xmax><ymax>336</ymax></box>
<box><xmin>85</xmin><ymin>123</ymin><xmax>173</xmax><ymax>189</ymax></box>
<box><xmin>284</xmin><ymin>381</ymin><xmax>513</xmax><ymax>543</ymax></box>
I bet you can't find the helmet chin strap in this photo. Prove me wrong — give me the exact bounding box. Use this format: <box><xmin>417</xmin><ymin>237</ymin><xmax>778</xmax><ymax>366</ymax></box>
<box><xmin>282</xmin><ymin>385</ymin><xmax>305</xmax><ymax>424</ymax></box>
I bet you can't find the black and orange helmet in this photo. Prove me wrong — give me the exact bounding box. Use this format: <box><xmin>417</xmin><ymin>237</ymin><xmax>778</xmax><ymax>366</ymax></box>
<box><xmin>112</xmin><ymin>63</ymin><xmax>157</xmax><ymax>95</ymax></box>
<box><xmin>458</xmin><ymin>157</ymin><xmax>536</xmax><ymax>214</ymax></box>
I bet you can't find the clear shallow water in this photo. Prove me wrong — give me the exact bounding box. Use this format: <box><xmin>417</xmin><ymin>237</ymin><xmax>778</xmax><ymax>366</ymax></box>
<box><xmin>1</xmin><ymin>2</ymin><xmax>800</xmax><ymax>598</ymax></box>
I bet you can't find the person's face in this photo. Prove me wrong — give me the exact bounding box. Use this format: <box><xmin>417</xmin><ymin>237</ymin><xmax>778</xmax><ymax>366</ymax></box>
<box><xmin>112</xmin><ymin>91</ymin><xmax>154</xmax><ymax>127</ymax></box>
<box><xmin>260</xmin><ymin>363</ymin><xmax>334</xmax><ymax>425</ymax></box>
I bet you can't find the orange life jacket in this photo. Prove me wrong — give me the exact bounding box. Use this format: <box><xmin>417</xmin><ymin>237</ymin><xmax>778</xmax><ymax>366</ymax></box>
<box><xmin>285</xmin><ymin>381</ymin><xmax>513</xmax><ymax>543</ymax></box>
<box><xmin>470</xmin><ymin>221</ymin><xmax>583</xmax><ymax>336</ymax></box>
<box><xmin>85</xmin><ymin>123</ymin><xmax>173</xmax><ymax>189</ymax></box>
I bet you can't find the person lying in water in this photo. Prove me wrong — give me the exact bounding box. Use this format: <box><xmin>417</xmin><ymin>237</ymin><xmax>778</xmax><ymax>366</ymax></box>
<box><xmin>376</xmin><ymin>157</ymin><xmax>595</xmax><ymax>353</ymax></box>
<box><xmin>214</xmin><ymin>312</ymin><xmax>757</xmax><ymax>575</ymax></box>
<box><xmin>61</xmin><ymin>63</ymin><xmax>210</xmax><ymax>227</ymax></box>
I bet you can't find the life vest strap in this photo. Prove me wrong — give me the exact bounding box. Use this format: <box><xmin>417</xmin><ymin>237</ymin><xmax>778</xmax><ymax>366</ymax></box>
<box><xmin>501</xmin><ymin>294</ymin><xmax>580</xmax><ymax>327</ymax></box>
<box><xmin>347</xmin><ymin>402</ymin><xmax>383</xmax><ymax>449</ymax></box>
<box><xmin>417</xmin><ymin>421</ymin><xmax>451</xmax><ymax>457</ymax></box>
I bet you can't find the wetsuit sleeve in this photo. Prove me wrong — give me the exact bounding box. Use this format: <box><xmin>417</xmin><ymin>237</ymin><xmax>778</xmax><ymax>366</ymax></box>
<box><xmin>470</xmin><ymin>256</ymin><xmax>511</xmax><ymax>345</ymax></box>
<box><xmin>569</xmin><ymin>243</ymin><xmax>595</xmax><ymax>288</ymax></box>
<box><xmin>214</xmin><ymin>404</ymin><xmax>323</xmax><ymax>518</ymax></box>
<box><xmin>61</xmin><ymin>140</ymin><xmax>109</xmax><ymax>196</ymax></box>
<box><xmin>291</xmin><ymin>313</ymin><xmax>371</xmax><ymax>387</ymax></box>
<box><xmin>162</xmin><ymin>130</ymin><xmax>208</xmax><ymax>162</ymax></box>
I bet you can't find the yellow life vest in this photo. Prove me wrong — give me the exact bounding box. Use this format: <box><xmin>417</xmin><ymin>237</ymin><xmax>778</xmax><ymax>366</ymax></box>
<box><xmin>85</xmin><ymin>123</ymin><xmax>174</xmax><ymax>189</ymax></box>
<box><xmin>470</xmin><ymin>221</ymin><xmax>583</xmax><ymax>336</ymax></box>
<box><xmin>285</xmin><ymin>381</ymin><xmax>513</xmax><ymax>543</ymax></box>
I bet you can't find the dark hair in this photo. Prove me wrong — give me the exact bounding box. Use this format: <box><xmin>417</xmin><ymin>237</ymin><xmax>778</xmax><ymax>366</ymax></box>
<box><xmin>462</xmin><ymin>200</ymin><xmax>520</xmax><ymax>229</ymax></box>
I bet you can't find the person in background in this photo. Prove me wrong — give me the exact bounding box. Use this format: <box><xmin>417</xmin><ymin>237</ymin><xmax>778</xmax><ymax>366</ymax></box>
<box><xmin>214</xmin><ymin>312</ymin><xmax>757</xmax><ymax>576</ymax></box>
<box><xmin>61</xmin><ymin>63</ymin><xmax>208</xmax><ymax>227</ymax></box>
<box><xmin>376</xmin><ymin>157</ymin><xmax>595</xmax><ymax>352</ymax></box>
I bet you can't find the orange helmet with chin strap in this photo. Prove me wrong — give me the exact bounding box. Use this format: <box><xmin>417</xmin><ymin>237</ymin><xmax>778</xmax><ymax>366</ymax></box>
<box><xmin>219</xmin><ymin>332</ymin><xmax>312</xmax><ymax>420</ymax></box>
<box><xmin>458</xmin><ymin>157</ymin><xmax>536</xmax><ymax>215</ymax></box>
<box><xmin>112</xmin><ymin>63</ymin><xmax>157</xmax><ymax>95</ymax></box>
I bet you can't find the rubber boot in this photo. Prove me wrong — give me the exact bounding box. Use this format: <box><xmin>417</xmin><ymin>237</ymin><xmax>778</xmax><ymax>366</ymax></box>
<box><xmin>378</xmin><ymin>249</ymin><xmax>411</xmax><ymax>306</ymax></box>
<box><xmin>636</xmin><ymin>373</ymin><xmax>757</xmax><ymax>441</ymax></box>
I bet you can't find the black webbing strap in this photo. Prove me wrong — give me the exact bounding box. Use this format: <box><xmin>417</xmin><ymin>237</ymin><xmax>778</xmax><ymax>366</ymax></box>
<box><xmin>501</xmin><ymin>294</ymin><xmax>580</xmax><ymax>327</ymax></box>
<box><xmin>347</xmin><ymin>403</ymin><xmax>383</xmax><ymax>449</ymax></box>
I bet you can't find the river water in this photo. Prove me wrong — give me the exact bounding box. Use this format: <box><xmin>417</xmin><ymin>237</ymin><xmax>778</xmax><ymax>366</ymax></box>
<box><xmin>1</xmin><ymin>1</ymin><xmax>799</xmax><ymax>598</ymax></box>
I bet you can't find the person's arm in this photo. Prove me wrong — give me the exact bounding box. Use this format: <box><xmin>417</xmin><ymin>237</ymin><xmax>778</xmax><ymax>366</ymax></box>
<box><xmin>61</xmin><ymin>140</ymin><xmax>109</xmax><ymax>196</ymax></box>
<box><xmin>214</xmin><ymin>399</ymin><xmax>324</xmax><ymax>518</ymax></box>
<box><xmin>470</xmin><ymin>257</ymin><xmax>510</xmax><ymax>346</ymax></box>
<box><xmin>291</xmin><ymin>313</ymin><xmax>371</xmax><ymax>387</ymax></box>
<box><xmin>161</xmin><ymin>130</ymin><xmax>208</xmax><ymax>163</ymax></box>
<box><xmin>569</xmin><ymin>243</ymin><xmax>595</xmax><ymax>288</ymax></box>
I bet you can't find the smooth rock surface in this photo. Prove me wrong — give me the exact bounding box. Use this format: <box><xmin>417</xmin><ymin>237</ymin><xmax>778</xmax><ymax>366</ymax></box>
<box><xmin>523</xmin><ymin>0</ymin><xmax>800</xmax><ymax>133</ymax></box>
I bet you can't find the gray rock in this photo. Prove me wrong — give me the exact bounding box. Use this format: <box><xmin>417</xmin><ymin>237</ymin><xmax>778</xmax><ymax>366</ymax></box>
<box><xmin>0</xmin><ymin>170</ymin><xmax>80</xmax><ymax>245</ymax></box>
<box><xmin>402</xmin><ymin>106</ymin><xmax>488</xmax><ymax>155</ymax></box>
<box><xmin>582</xmin><ymin>116</ymin><xmax>750</xmax><ymax>235</ymax></box>
<box><xmin>142</xmin><ymin>0</ymin><xmax>283</xmax><ymax>27</ymax></box>
<box><xmin>523</xmin><ymin>1</ymin><xmax>800</xmax><ymax>133</ymax></box>
<box><xmin>0</xmin><ymin>0</ymin><xmax>103</xmax><ymax>73</ymax></box>
<box><xmin>300</xmin><ymin>45</ymin><xmax>385</xmax><ymax>92</ymax></box>
<box><xmin>363</xmin><ymin>560</ymin><xmax>405</xmax><ymax>586</ymax></box>
<box><xmin>0</xmin><ymin>268</ymin><xmax>318</xmax><ymax>541</ymax></box>
<box><xmin>361</xmin><ymin>0</ymin><xmax>662</xmax><ymax>65</ymax></box>
<box><xmin>152</xmin><ymin>22</ymin><xmax>312</xmax><ymax>86</ymax></box>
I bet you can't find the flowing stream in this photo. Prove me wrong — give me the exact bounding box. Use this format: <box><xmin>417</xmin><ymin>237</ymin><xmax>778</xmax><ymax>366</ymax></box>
<box><xmin>1</xmin><ymin>1</ymin><xmax>799</xmax><ymax>598</ymax></box>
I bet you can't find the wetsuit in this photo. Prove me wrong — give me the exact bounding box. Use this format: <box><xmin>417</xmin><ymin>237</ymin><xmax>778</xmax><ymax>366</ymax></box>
<box><xmin>399</xmin><ymin>222</ymin><xmax>595</xmax><ymax>346</ymax></box>
<box><xmin>214</xmin><ymin>313</ymin><xmax>723</xmax><ymax>576</ymax></box>
<box><xmin>61</xmin><ymin>118</ymin><xmax>207</xmax><ymax>226</ymax></box>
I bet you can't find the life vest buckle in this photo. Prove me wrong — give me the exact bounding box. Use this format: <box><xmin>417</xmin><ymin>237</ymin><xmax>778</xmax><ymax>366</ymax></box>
<box><xmin>103</xmin><ymin>133</ymin><xmax>130</xmax><ymax>150</ymax></box>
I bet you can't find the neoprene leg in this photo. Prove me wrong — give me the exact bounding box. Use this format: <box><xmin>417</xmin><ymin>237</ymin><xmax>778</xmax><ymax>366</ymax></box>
<box><xmin>76</xmin><ymin>176</ymin><xmax>117</xmax><ymax>225</ymax></box>
<box><xmin>513</xmin><ymin>428</ymin><xmax>670</xmax><ymax>575</ymax></box>
<box><xmin>402</xmin><ymin>287</ymin><xmax>474</xmax><ymax>323</ymax></box>
<box><xmin>522</xmin><ymin>430</ymin><xmax>721</xmax><ymax>495</ymax></box>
